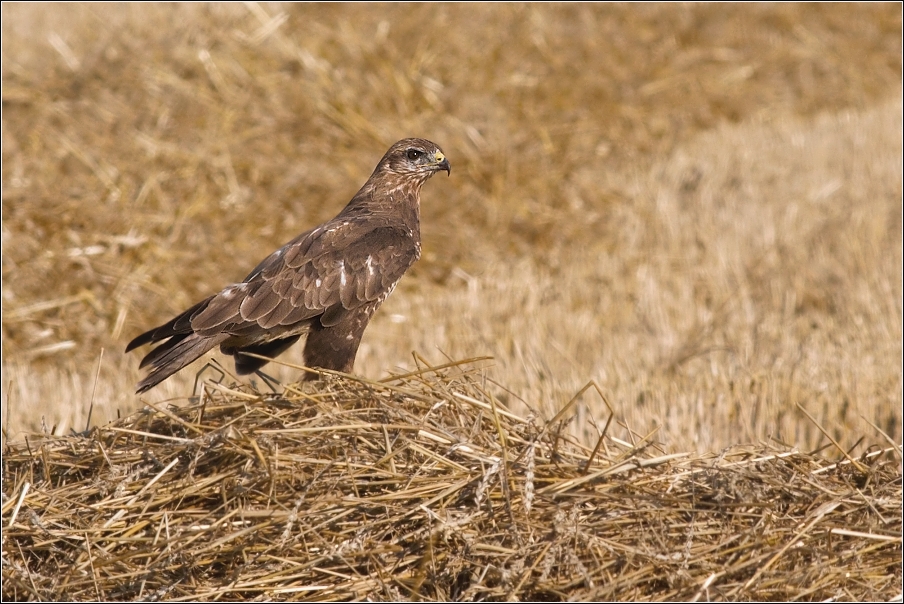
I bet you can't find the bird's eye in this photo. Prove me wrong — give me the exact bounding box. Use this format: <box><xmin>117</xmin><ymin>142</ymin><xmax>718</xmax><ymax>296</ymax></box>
<box><xmin>406</xmin><ymin>149</ymin><xmax>423</xmax><ymax>160</ymax></box>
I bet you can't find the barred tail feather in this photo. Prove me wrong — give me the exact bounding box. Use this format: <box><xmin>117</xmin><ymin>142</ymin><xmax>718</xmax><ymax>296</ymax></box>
<box><xmin>136</xmin><ymin>332</ymin><xmax>228</xmax><ymax>394</ymax></box>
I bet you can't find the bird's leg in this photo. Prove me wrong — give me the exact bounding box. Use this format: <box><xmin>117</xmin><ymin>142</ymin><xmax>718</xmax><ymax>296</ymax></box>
<box><xmin>253</xmin><ymin>369</ymin><xmax>282</xmax><ymax>393</ymax></box>
<box><xmin>193</xmin><ymin>361</ymin><xmax>227</xmax><ymax>399</ymax></box>
<box><xmin>302</xmin><ymin>320</ymin><xmax>365</xmax><ymax>380</ymax></box>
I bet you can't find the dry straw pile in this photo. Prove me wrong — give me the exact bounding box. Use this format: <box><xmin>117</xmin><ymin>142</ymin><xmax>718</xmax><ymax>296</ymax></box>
<box><xmin>3</xmin><ymin>362</ymin><xmax>901</xmax><ymax>601</ymax></box>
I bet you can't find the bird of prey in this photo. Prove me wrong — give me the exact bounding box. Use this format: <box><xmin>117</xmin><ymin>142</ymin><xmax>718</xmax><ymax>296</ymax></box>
<box><xmin>127</xmin><ymin>138</ymin><xmax>450</xmax><ymax>393</ymax></box>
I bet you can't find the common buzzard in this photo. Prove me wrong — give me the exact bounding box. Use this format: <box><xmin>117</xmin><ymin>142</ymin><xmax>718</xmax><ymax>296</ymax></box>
<box><xmin>127</xmin><ymin>138</ymin><xmax>450</xmax><ymax>393</ymax></box>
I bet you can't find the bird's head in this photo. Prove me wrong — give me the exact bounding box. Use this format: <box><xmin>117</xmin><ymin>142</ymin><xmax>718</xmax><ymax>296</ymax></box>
<box><xmin>377</xmin><ymin>138</ymin><xmax>451</xmax><ymax>182</ymax></box>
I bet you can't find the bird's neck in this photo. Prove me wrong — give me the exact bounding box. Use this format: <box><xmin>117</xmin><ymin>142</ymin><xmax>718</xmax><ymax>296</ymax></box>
<box><xmin>345</xmin><ymin>178</ymin><xmax>422</xmax><ymax>234</ymax></box>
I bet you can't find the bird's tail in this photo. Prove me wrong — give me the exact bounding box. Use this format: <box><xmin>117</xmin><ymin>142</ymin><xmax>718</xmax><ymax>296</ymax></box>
<box><xmin>136</xmin><ymin>332</ymin><xmax>228</xmax><ymax>394</ymax></box>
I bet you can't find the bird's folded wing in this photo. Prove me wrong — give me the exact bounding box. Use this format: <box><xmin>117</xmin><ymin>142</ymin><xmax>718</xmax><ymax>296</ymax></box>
<box><xmin>190</xmin><ymin>222</ymin><xmax>419</xmax><ymax>334</ymax></box>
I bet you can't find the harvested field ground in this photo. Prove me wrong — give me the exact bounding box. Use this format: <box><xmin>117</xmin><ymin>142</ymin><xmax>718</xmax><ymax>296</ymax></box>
<box><xmin>1</xmin><ymin>4</ymin><xmax>902</xmax><ymax>601</ymax></box>
<box><xmin>2</xmin><ymin>367</ymin><xmax>901</xmax><ymax>601</ymax></box>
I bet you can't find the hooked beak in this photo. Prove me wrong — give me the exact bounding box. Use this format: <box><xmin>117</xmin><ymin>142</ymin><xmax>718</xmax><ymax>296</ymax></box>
<box><xmin>433</xmin><ymin>151</ymin><xmax>451</xmax><ymax>176</ymax></box>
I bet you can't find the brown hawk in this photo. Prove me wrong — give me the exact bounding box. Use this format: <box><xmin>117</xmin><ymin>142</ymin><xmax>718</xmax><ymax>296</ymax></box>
<box><xmin>127</xmin><ymin>138</ymin><xmax>450</xmax><ymax>393</ymax></box>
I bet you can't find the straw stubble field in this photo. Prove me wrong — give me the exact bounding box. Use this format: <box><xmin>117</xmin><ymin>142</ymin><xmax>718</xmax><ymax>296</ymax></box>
<box><xmin>3</xmin><ymin>371</ymin><xmax>901</xmax><ymax>600</ymax></box>
<box><xmin>2</xmin><ymin>4</ymin><xmax>902</xmax><ymax>601</ymax></box>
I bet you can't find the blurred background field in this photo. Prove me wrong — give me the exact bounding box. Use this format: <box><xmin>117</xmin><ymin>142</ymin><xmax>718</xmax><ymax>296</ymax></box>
<box><xmin>2</xmin><ymin>3</ymin><xmax>901</xmax><ymax>452</ymax></box>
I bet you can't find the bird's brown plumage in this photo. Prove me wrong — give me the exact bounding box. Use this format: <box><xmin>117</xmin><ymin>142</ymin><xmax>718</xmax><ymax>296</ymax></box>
<box><xmin>127</xmin><ymin>138</ymin><xmax>450</xmax><ymax>393</ymax></box>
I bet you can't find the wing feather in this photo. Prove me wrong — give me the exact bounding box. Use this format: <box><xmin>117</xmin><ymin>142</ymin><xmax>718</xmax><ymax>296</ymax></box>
<box><xmin>317</xmin><ymin>271</ymin><xmax>340</xmax><ymax>307</ymax></box>
<box><xmin>191</xmin><ymin>283</ymin><xmax>248</xmax><ymax>334</ymax></box>
<box><xmin>272</xmin><ymin>273</ymin><xmax>294</xmax><ymax>297</ymax></box>
<box><xmin>339</xmin><ymin>265</ymin><xmax>355</xmax><ymax>308</ymax></box>
<box><xmin>240</xmin><ymin>285</ymin><xmax>282</xmax><ymax>322</ymax></box>
<box><xmin>257</xmin><ymin>297</ymin><xmax>297</xmax><ymax>329</ymax></box>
